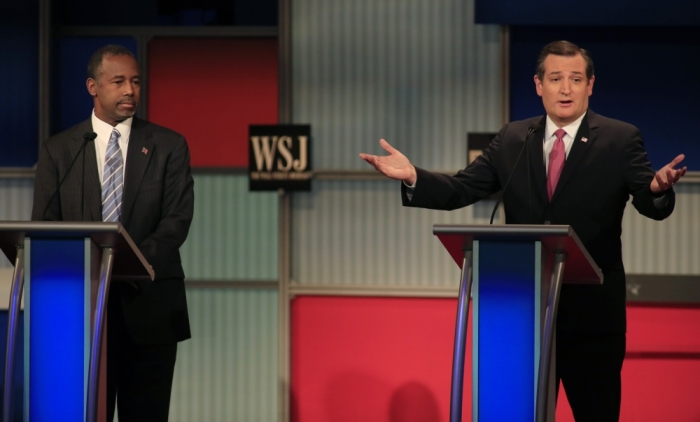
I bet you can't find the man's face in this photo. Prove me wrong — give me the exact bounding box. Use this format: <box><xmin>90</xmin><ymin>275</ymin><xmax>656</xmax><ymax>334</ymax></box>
<box><xmin>534</xmin><ymin>53</ymin><xmax>594</xmax><ymax>127</ymax></box>
<box><xmin>86</xmin><ymin>54</ymin><xmax>140</xmax><ymax>126</ymax></box>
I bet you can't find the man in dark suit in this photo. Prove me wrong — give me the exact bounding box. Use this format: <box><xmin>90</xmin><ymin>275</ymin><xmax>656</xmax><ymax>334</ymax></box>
<box><xmin>360</xmin><ymin>40</ymin><xmax>686</xmax><ymax>421</ymax></box>
<box><xmin>31</xmin><ymin>44</ymin><xmax>194</xmax><ymax>421</ymax></box>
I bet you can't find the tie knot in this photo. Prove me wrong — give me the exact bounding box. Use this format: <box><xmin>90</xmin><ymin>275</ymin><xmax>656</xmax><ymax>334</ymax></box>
<box><xmin>554</xmin><ymin>128</ymin><xmax>566</xmax><ymax>141</ymax></box>
<box><xmin>109</xmin><ymin>129</ymin><xmax>121</xmax><ymax>144</ymax></box>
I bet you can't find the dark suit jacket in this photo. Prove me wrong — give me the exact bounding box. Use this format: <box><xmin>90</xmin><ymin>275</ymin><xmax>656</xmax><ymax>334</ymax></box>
<box><xmin>403</xmin><ymin>110</ymin><xmax>675</xmax><ymax>333</ymax></box>
<box><xmin>31</xmin><ymin>117</ymin><xmax>194</xmax><ymax>344</ymax></box>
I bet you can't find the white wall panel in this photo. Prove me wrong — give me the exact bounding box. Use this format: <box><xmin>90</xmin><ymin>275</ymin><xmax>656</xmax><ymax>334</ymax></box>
<box><xmin>169</xmin><ymin>287</ymin><xmax>278</xmax><ymax>422</ymax></box>
<box><xmin>181</xmin><ymin>174</ymin><xmax>278</xmax><ymax>281</ymax></box>
<box><xmin>622</xmin><ymin>183</ymin><xmax>700</xmax><ymax>275</ymax></box>
<box><xmin>292</xmin><ymin>0</ymin><xmax>502</xmax><ymax>170</ymax></box>
<box><xmin>293</xmin><ymin>181</ymin><xmax>700</xmax><ymax>287</ymax></box>
<box><xmin>0</xmin><ymin>178</ymin><xmax>33</xmax><ymax>267</ymax></box>
<box><xmin>292</xmin><ymin>179</ymin><xmax>498</xmax><ymax>287</ymax></box>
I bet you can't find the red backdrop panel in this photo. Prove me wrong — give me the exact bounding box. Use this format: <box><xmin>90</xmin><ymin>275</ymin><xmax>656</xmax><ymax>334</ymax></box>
<box><xmin>291</xmin><ymin>296</ymin><xmax>700</xmax><ymax>422</ymax></box>
<box><xmin>148</xmin><ymin>37</ymin><xmax>278</xmax><ymax>167</ymax></box>
<box><xmin>291</xmin><ymin>296</ymin><xmax>472</xmax><ymax>422</ymax></box>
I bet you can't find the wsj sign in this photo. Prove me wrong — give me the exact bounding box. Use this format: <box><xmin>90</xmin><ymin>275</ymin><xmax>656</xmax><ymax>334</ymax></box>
<box><xmin>249</xmin><ymin>125</ymin><xmax>311</xmax><ymax>191</ymax></box>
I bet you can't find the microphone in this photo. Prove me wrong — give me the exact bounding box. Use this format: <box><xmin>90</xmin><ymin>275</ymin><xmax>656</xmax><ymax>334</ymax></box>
<box><xmin>41</xmin><ymin>131</ymin><xmax>97</xmax><ymax>220</ymax></box>
<box><xmin>489</xmin><ymin>124</ymin><xmax>541</xmax><ymax>224</ymax></box>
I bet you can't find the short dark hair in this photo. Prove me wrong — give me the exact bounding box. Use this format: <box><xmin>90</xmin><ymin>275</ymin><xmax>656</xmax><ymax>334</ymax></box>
<box><xmin>87</xmin><ymin>44</ymin><xmax>136</xmax><ymax>81</ymax></box>
<box><xmin>536</xmin><ymin>40</ymin><xmax>594</xmax><ymax>82</ymax></box>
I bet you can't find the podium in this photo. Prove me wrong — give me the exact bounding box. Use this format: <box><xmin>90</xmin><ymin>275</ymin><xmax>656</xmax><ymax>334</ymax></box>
<box><xmin>433</xmin><ymin>224</ymin><xmax>602</xmax><ymax>422</ymax></box>
<box><xmin>0</xmin><ymin>222</ymin><xmax>153</xmax><ymax>422</ymax></box>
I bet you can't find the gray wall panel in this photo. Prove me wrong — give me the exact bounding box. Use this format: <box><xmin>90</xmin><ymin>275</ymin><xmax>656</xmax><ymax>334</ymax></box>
<box><xmin>292</xmin><ymin>179</ymin><xmax>498</xmax><ymax>287</ymax></box>
<box><xmin>622</xmin><ymin>184</ymin><xmax>700</xmax><ymax>275</ymax></box>
<box><xmin>0</xmin><ymin>178</ymin><xmax>34</xmax><ymax>221</ymax></box>
<box><xmin>170</xmin><ymin>287</ymin><xmax>278</xmax><ymax>422</ymax></box>
<box><xmin>293</xmin><ymin>181</ymin><xmax>700</xmax><ymax>287</ymax></box>
<box><xmin>181</xmin><ymin>174</ymin><xmax>278</xmax><ymax>281</ymax></box>
<box><xmin>0</xmin><ymin>178</ymin><xmax>33</xmax><ymax>267</ymax></box>
<box><xmin>292</xmin><ymin>0</ymin><xmax>502</xmax><ymax>170</ymax></box>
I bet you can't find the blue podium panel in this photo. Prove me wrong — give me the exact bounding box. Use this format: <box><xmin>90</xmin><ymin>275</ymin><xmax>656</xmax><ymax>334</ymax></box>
<box><xmin>25</xmin><ymin>238</ymin><xmax>90</xmax><ymax>422</ymax></box>
<box><xmin>473</xmin><ymin>241</ymin><xmax>542</xmax><ymax>422</ymax></box>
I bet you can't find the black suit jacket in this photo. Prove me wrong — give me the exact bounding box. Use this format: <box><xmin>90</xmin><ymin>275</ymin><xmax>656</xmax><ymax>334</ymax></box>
<box><xmin>403</xmin><ymin>110</ymin><xmax>675</xmax><ymax>333</ymax></box>
<box><xmin>31</xmin><ymin>117</ymin><xmax>194</xmax><ymax>344</ymax></box>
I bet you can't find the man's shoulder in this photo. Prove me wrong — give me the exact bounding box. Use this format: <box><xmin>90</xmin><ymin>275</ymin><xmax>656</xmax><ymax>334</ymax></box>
<box><xmin>135</xmin><ymin>118</ymin><xmax>185</xmax><ymax>141</ymax></box>
<box><xmin>587</xmin><ymin>110</ymin><xmax>640</xmax><ymax>134</ymax></box>
<box><xmin>43</xmin><ymin>119</ymin><xmax>91</xmax><ymax>146</ymax></box>
<box><xmin>511</xmin><ymin>115</ymin><xmax>544</xmax><ymax>127</ymax></box>
<box><xmin>499</xmin><ymin>115</ymin><xmax>544</xmax><ymax>138</ymax></box>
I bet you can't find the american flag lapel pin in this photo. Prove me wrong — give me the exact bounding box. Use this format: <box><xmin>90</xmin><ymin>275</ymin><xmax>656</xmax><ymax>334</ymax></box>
<box><xmin>581</xmin><ymin>137</ymin><xmax>588</xmax><ymax>143</ymax></box>
<box><xmin>142</xmin><ymin>147</ymin><xmax>148</xmax><ymax>154</ymax></box>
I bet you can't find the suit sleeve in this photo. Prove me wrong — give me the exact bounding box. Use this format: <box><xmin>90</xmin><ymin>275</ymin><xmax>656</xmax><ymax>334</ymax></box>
<box><xmin>402</xmin><ymin>126</ymin><xmax>504</xmax><ymax>210</ymax></box>
<box><xmin>624</xmin><ymin>128</ymin><xmax>675</xmax><ymax>220</ymax></box>
<box><xmin>137</xmin><ymin>135</ymin><xmax>195</xmax><ymax>280</ymax></box>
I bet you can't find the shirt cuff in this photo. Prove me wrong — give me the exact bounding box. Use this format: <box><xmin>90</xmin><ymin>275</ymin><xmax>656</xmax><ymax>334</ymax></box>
<box><xmin>403</xmin><ymin>179</ymin><xmax>416</xmax><ymax>201</ymax></box>
<box><xmin>652</xmin><ymin>193</ymin><xmax>669</xmax><ymax>209</ymax></box>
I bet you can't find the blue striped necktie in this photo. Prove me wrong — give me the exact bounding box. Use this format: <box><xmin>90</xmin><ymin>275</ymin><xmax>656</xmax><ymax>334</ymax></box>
<box><xmin>102</xmin><ymin>128</ymin><xmax>124</xmax><ymax>222</ymax></box>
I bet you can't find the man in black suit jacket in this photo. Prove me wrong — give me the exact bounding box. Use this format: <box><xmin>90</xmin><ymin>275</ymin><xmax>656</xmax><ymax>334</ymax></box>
<box><xmin>32</xmin><ymin>45</ymin><xmax>194</xmax><ymax>421</ymax></box>
<box><xmin>360</xmin><ymin>41</ymin><xmax>687</xmax><ymax>421</ymax></box>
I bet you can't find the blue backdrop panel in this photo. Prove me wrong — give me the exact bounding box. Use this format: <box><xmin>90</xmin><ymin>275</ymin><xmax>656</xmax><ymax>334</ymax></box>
<box><xmin>54</xmin><ymin>37</ymin><xmax>138</xmax><ymax>135</ymax></box>
<box><xmin>476</xmin><ymin>0</ymin><xmax>700</xmax><ymax>26</ymax></box>
<box><xmin>53</xmin><ymin>0</ymin><xmax>157</xmax><ymax>26</ymax></box>
<box><xmin>27</xmin><ymin>239</ymin><xmax>87</xmax><ymax>421</ymax></box>
<box><xmin>475</xmin><ymin>241</ymin><xmax>537</xmax><ymax>421</ymax></box>
<box><xmin>0</xmin><ymin>0</ymin><xmax>39</xmax><ymax>167</ymax></box>
<box><xmin>510</xmin><ymin>26</ymin><xmax>700</xmax><ymax>171</ymax></box>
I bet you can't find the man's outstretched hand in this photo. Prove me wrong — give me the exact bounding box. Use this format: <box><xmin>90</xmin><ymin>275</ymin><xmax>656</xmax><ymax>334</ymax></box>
<box><xmin>359</xmin><ymin>139</ymin><xmax>418</xmax><ymax>185</ymax></box>
<box><xmin>650</xmin><ymin>154</ymin><xmax>687</xmax><ymax>194</ymax></box>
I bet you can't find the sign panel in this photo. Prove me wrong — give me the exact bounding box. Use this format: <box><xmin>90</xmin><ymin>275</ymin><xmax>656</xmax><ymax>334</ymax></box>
<box><xmin>466</xmin><ymin>132</ymin><xmax>497</xmax><ymax>165</ymax></box>
<box><xmin>249</xmin><ymin>125</ymin><xmax>311</xmax><ymax>191</ymax></box>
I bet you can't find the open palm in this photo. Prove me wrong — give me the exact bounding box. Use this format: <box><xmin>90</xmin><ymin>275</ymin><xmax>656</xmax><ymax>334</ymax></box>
<box><xmin>359</xmin><ymin>139</ymin><xmax>417</xmax><ymax>184</ymax></box>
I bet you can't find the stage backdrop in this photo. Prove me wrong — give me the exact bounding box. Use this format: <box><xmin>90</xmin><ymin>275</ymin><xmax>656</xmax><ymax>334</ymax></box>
<box><xmin>291</xmin><ymin>296</ymin><xmax>700</xmax><ymax>422</ymax></box>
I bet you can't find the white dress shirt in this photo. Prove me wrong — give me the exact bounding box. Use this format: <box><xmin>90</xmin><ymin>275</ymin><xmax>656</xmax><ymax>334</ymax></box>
<box><xmin>91</xmin><ymin>110</ymin><xmax>132</xmax><ymax>184</ymax></box>
<box><xmin>542</xmin><ymin>113</ymin><xmax>585</xmax><ymax>175</ymax></box>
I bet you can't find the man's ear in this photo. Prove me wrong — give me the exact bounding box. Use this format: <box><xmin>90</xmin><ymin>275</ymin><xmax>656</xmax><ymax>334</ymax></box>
<box><xmin>86</xmin><ymin>78</ymin><xmax>97</xmax><ymax>96</ymax></box>
<box><xmin>534</xmin><ymin>75</ymin><xmax>543</xmax><ymax>97</ymax></box>
<box><xmin>587</xmin><ymin>75</ymin><xmax>595</xmax><ymax>96</ymax></box>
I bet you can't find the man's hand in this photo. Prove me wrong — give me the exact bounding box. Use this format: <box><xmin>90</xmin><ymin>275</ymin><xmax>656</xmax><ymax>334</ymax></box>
<box><xmin>650</xmin><ymin>154</ymin><xmax>687</xmax><ymax>194</ymax></box>
<box><xmin>359</xmin><ymin>139</ymin><xmax>418</xmax><ymax>185</ymax></box>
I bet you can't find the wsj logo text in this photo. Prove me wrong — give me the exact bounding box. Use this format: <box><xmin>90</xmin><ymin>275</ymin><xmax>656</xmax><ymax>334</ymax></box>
<box><xmin>250</xmin><ymin>135</ymin><xmax>309</xmax><ymax>174</ymax></box>
<box><xmin>248</xmin><ymin>125</ymin><xmax>312</xmax><ymax>191</ymax></box>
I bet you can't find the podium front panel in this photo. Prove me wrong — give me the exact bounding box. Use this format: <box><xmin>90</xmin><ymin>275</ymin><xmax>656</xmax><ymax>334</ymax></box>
<box><xmin>473</xmin><ymin>240</ymin><xmax>543</xmax><ymax>421</ymax></box>
<box><xmin>25</xmin><ymin>238</ymin><xmax>90</xmax><ymax>421</ymax></box>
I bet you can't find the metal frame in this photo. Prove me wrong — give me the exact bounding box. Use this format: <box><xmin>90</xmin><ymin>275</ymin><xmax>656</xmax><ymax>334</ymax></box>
<box><xmin>86</xmin><ymin>248</ymin><xmax>114</xmax><ymax>422</ymax></box>
<box><xmin>535</xmin><ymin>252</ymin><xmax>566</xmax><ymax>422</ymax></box>
<box><xmin>2</xmin><ymin>248</ymin><xmax>24</xmax><ymax>422</ymax></box>
<box><xmin>449</xmin><ymin>249</ymin><xmax>473</xmax><ymax>422</ymax></box>
<box><xmin>277</xmin><ymin>0</ymin><xmax>293</xmax><ymax>420</ymax></box>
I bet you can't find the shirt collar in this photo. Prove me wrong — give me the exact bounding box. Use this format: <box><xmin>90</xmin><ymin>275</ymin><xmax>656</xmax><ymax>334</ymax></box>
<box><xmin>545</xmin><ymin>111</ymin><xmax>586</xmax><ymax>141</ymax></box>
<box><xmin>91</xmin><ymin>110</ymin><xmax>133</xmax><ymax>144</ymax></box>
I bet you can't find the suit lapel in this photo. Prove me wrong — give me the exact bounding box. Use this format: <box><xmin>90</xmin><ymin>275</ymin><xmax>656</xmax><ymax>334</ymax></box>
<box><xmin>551</xmin><ymin>111</ymin><xmax>598</xmax><ymax>202</ymax></box>
<box><xmin>121</xmin><ymin>118</ymin><xmax>154</xmax><ymax>226</ymax></box>
<box><xmin>527</xmin><ymin>117</ymin><xmax>549</xmax><ymax>204</ymax></box>
<box><xmin>83</xmin><ymin>135</ymin><xmax>102</xmax><ymax>221</ymax></box>
<box><xmin>69</xmin><ymin>120</ymin><xmax>102</xmax><ymax>221</ymax></box>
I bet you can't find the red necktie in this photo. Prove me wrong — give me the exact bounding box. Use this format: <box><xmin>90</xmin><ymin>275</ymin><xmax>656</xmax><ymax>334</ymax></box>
<box><xmin>547</xmin><ymin>128</ymin><xmax>566</xmax><ymax>201</ymax></box>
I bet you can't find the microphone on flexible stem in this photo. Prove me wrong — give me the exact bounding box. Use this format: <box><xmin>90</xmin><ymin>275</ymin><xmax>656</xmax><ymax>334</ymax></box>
<box><xmin>41</xmin><ymin>131</ymin><xmax>97</xmax><ymax>221</ymax></box>
<box><xmin>489</xmin><ymin>124</ymin><xmax>541</xmax><ymax>224</ymax></box>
